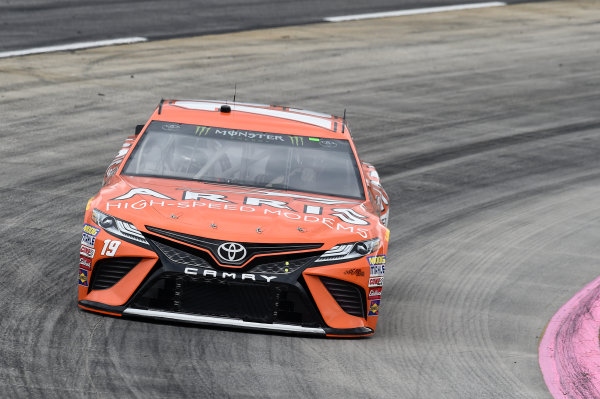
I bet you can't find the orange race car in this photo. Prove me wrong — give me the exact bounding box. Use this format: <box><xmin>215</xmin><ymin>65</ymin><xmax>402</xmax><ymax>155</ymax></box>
<box><xmin>78</xmin><ymin>99</ymin><xmax>390</xmax><ymax>337</ymax></box>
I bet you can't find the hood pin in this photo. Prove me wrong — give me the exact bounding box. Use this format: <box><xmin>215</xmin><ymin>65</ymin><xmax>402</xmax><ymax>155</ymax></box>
<box><xmin>210</xmin><ymin>223</ymin><xmax>217</xmax><ymax>229</ymax></box>
<box><xmin>297</xmin><ymin>227</ymin><xmax>305</xmax><ymax>233</ymax></box>
<box><xmin>170</xmin><ymin>214</ymin><xmax>178</xmax><ymax>219</ymax></box>
<box><xmin>256</xmin><ymin>227</ymin><xmax>263</xmax><ymax>234</ymax></box>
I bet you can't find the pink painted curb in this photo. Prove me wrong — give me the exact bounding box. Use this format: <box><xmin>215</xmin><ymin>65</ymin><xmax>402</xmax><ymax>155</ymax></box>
<box><xmin>539</xmin><ymin>273</ymin><xmax>600</xmax><ymax>398</ymax></box>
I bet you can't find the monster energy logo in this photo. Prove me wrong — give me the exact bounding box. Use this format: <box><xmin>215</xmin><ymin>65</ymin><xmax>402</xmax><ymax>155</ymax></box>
<box><xmin>195</xmin><ymin>126</ymin><xmax>210</xmax><ymax>136</ymax></box>
<box><xmin>290</xmin><ymin>136</ymin><xmax>304</xmax><ymax>146</ymax></box>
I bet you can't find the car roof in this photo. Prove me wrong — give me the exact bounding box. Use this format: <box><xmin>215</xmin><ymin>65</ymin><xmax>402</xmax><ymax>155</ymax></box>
<box><xmin>150</xmin><ymin>99</ymin><xmax>350</xmax><ymax>139</ymax></box>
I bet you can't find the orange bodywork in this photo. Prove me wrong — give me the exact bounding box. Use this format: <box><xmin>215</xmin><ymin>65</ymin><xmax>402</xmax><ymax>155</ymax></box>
<box><xmin>77</xmin><ymin>100</ymin><xmax>390</xmax><ymax>337</ymax></box>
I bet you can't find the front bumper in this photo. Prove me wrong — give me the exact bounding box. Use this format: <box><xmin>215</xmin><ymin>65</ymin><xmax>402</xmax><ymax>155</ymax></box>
<box><xmin>78</xmin><ymin>229</ymin><xmax>381</xmax><ymax>337</ymax></box>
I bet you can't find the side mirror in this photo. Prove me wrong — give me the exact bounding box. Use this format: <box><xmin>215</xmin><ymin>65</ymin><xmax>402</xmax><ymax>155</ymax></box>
<box><xmin>134</xmin><ymin>124</ymin><xmax>144</xmax><ymax>135</ymax></box>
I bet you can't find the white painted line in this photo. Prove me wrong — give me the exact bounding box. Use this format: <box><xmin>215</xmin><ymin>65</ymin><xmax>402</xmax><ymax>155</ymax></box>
<box><xmin>0</xmin><ymin>37</ymin><xmax>148</xmax><ymax>59</ymax></box>
<box><xmin>324</xmin><ymin>2</ymin><xmax>507</xmax><ymax>22</ymax></box>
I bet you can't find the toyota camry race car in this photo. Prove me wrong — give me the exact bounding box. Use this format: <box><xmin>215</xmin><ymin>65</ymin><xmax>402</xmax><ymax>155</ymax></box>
<box><xmin>78</xmin><ymin>99</ymin><xmax>390</xmax><ymax>337</ymax></box>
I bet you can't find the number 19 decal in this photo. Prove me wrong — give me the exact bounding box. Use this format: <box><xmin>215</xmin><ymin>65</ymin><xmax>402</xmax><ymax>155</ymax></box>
<box><xmin>101</xmin><ymin>239</ymin><xmax>121</xmax><ymax>256</ymax></box>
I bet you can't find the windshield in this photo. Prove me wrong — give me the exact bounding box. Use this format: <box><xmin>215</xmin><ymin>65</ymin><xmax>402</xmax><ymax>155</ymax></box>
<box><xmin>122</xmin><ymin>121</ymin><xmax>365</xmax><ymax>199</ymax></box>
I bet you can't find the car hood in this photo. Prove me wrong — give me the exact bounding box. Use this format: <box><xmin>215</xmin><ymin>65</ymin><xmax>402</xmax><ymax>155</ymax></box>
<box><xmin>94</xmin><ymin>175</ymin><xmax>377</xmax><ymax>244</ymax></box>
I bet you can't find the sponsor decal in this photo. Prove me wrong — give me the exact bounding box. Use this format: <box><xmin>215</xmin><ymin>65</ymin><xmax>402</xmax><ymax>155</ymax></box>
<box><xmin>104</xmin><ymin>164</ymin><xmax>119</xmax><ymax>180</ymax></box>
<box><xmin>183</xmin><ymin>267</ymin><xmax>277</xmax><ymax>282</ymax></box>
<box><xmin>112</xmin><ymin>188</ymin><xmax>174</xmax><ymax>201</ymax></box>
<box><xmin>330</xmin><ymin>208</ymin><xmax>369</xmax><ymax>226</ymax></box>
<box><xmin>80</xmin><ymin>244</ymin><xmax>95</xmax><ymax>258</ymax></box>
<box><xmin>106</xmin><ymin>189</ymin><xmax>372</xmax><ymax>238</ymax></box>
<box><xmin>83</xmin><ymin>224</ymin><xmax>100</xmax><ymax>237</ymax></box>
<box><xmin>191</xmin><ymin>124</ymin><xmax>288</xmax><ymax>143</ymax></box>
<box><xmin>103</xmin><ymin>138</ymin><xmax>134</xmax><ymax>185</ymax></box>
<box><xmin>162</xmin><ymin>123</ymin><xmax>182</xmax><ymax>131</ymax></box>
<box><xmin>290</xmin><ymin>136</ymin><xmax>304</xmax><ymax>146</ymax></box>
<box><xmin>368</xmin><ymin>300</ymin><xmax>380</xmax><ymax>316</ymax></box>
<box><xmin>319</xmin><ymin>139</ymin><xmax>338</xmax><ymax>149</ymax></box>
<box><xmin>81</xmin><ymin>232</ymin><xmax>96</xmax><ymax>247</ymax></box>
<box><xmin>343</xmin><ymin>268</ymin><xmax>365</xmax><ymax>277</ymax></box>
<box><xmin>100</xmin><ymin>239</ymin><xmax>121</xmax><ymax>257</ymax></box>
<box><xmin>79</xmin><ymin>256</ymin><xmax>92</xmax><ymax>270</ymax></box>
<box><xmin>78</xmin><ymin>268</ymin><xmax>89</xmax><ymax>287</ymax></box>
<box><xmin>368</xmin><ymin>287</ymin><xmax>382</xmax><ymax>300</ymax></box>
<box><xmin>380</xmin><ymin>212</ymin><xmax>389</xmax><ymax>227</ymax></box>
<box><xmin>367</xmin><ymin>255</ymin><xmax>386</xmax><ymax>277</ymax></box>
<box><xmin>385</xmin><ymin>229</ymin><xmax>390</xmax><ymax>242</ymax></box>
<box><xmin>368</xmin><ymin>276</ymin><xmax>384</xmax><ymax>287</ymax></box>
<box><xmin>213</xmin><ymin>128</ymin><xmax>286</xmax><ymax>142</ymax></box>
<box><xmin>195</xmin><ymin>126</ymin><xmax>210</xmax><ymax>135</ymax></box>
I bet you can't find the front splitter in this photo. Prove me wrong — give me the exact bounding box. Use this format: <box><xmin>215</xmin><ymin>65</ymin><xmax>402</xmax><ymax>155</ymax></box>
<box><xmin>123</xmin><ymin>308</ymin><xmax>327</xmax><ymax>335</ymax></box>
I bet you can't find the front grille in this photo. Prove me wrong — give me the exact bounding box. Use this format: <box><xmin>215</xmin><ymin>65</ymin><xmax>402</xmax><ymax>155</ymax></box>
<box><xmin>145</xmin><ymin>225</ymin><xmax>322</xmax><ymax>266</ymax></box>
<box><xmin>131</xmin><ymin>273</ymin><xmax>320</xmax><ymax>326</ymax></box>
<box><xmin>249</xmin><ymin>254</ymin><xmax>319</xmax><ymax>274</ymax></box>
<box><xmin>320</xmin><ymin>277</ymin><xmax>366</xmax><ymax>318</ymax></box>
<box><xmin>149</xmin><ymin>234</ymin><xmax>322</xmax><ymax>274</ymax></box>
<box><xmin>90</xmin><ymin>257</ymin><xmax>141</xmax><ymax>290</ymax></box>
<box><xmin>153</xmin><ymin>240</ymin><xmax>213</xmax><ymax>269</ymax></box>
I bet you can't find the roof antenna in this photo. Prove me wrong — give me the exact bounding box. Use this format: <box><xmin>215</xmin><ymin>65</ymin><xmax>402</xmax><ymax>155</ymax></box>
<box><xmin>341</xmin><ymin>108</ymin><xmax>346</xmax><ymax>133</ymax></box>
<box><xmin>233</xmin><ymin>83</ymin><xmax>237</xmax><ymax>103</ymax></box>
<box><xmin>158</xmin><ymin>98</ymin><xmax>164</xmax><ymax>115</ymax></box>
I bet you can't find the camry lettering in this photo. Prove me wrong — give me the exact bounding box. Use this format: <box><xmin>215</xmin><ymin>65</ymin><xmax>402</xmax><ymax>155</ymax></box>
<box><xmin>183</xmin><ymin>267</ymin><xmax>277</xmax><ymax>282</ymax></box>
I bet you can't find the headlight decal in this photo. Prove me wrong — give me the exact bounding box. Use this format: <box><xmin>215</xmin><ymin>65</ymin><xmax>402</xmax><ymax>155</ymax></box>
<box><xmin>92</xmin><ymin>208</ymin><xmax>149</xmax><ymax>246</ymax></box>
<box><xmin>315</xmin><ymin>237</ymin><xmax>380</xmax><ymax>263</ymax></box>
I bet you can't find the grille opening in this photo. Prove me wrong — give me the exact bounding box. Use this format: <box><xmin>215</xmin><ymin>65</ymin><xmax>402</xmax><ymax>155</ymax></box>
<box><xmin>130</xmin><ymin>274</ymin><xmax>321</xmax><ymax>327</ymax></box>
<box><xmin>248</xmin><ymin>253</ymin><xmax>320</xmax><ymax>274</ymax></box>
<box><xmin>90</xmin><ymin>257</ymin><xmax>141</xmax><ymax>291</ymax></box>
<box><xmin>320</xmin><ymin>277</ymin><xmax>366</xmax><ymax>318</ymax></box>
<box><xmin>151</xmin><ymin>239</ymin><xmax>214</xmax><ymax>269</ymax></box>
<box><xmin>147</xmin><ymin>234</ymin><xmax>219</xmax><ymax>269</ymax></box>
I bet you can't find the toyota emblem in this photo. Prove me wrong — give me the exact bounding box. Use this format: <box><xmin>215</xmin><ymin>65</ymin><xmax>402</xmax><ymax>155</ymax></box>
<box><xmin>217</xmin><ymin>242</ymin><xmax>247</xmax><ymax>263</ymax></box>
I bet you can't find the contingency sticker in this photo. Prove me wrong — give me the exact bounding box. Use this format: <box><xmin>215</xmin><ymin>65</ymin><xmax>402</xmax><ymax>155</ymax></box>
<box><xmin>368</xmin><ymin>300</ymin><xmax>380</xmax><ymax>316</ymax></box>
<box><xmin>367</xmin><ymin>255</ymin><xmax>385</xmax><ymax>277</ymax></box>
<box><xmin>79</xmin><ymin>256</ymin><xmax>92</xmax><ymax>270</ymax></box>
<box><xmin>368</xmin><ymin>287</ymin><xmax>382</xmax><ymax>300</ymax></box>
<box><xmin>80</xmin><ymin>244</ymin><xmax>95</xmax><ymax>258</ymax></box>
<box><xmin>83</xmin><ymin>224</ymin><xmax>101</xmax><ymax>237</ymax></box>
<box><xmin>368</xmin><ymin>276</ymin><xmax>384</xmax><ymax>287</ymax></box>
<box><xmin>81</xmin><ymin>232</ymin><xmax>96</xmax><ymax>247</ymax></box>
<box><xmin>78</xmin><ymin>268</ymin><xmax>89</xmax><ymax>287</ymax></box>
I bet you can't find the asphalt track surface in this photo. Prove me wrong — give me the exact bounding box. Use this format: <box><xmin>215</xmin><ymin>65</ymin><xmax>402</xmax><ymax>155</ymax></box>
<box><xmin>1</xmin><ymin>1</ymin><xmax>599</xmax><ymax>397</ymax></box>
<box><xmin>0</xmin><ymin>0</ymin><xmax>540</xmax><ymax>52</ymax></box>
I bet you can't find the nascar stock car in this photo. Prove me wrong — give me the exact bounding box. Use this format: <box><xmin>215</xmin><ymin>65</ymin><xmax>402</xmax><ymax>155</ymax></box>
<box><xmin>78</xmin><ymin>99</ymin><xmax>390</xmax><ymax>337</ymax></box>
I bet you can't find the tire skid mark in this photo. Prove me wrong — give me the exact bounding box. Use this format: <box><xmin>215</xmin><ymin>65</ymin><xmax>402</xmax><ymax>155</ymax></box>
<box><xmin>393</xmin><ymin>170</ymin><xmax>600</xmax><ymax>251</ymax></box>
<box><xmin>384</xmin><ymin>185</ymin><xmax>600</xmax><ymax>398</ymax></box>
<box><xmin>376</xmin><ymin>120</ymin><xmax>600</xmax><ymax>176</ymax></box>
<box><xmin>540</xmin><ymin>274</ymin><xmax>600</xmax><ymax>398</ymax></box>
